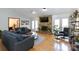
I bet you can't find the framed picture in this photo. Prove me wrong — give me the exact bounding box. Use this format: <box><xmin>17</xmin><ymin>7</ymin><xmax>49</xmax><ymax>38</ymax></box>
<box><xmin>21</xmin><ymin>20</ymin><xmax>29</xmax><ymax>25</ymax></box>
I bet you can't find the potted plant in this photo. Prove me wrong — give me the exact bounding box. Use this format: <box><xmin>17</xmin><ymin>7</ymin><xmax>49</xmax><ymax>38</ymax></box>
<box><xmin>53</xmin><ymin>25</ymin><xmax>60</xmax><ymax>35</ymax></box>
<box><xmin>75</xmin><ymin>37</ymin><xmax>79</xmax><ymax>42</ymax></box>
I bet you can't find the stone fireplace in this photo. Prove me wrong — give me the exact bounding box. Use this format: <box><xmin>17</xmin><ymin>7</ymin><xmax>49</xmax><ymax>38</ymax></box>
<box><xmin>38</xmin><ymin>16</ymin><xmax>52</xmax><ymax>33</ymax></box>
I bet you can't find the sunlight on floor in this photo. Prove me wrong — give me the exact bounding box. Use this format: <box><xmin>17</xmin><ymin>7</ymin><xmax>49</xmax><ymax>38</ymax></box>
<box><xmin>54</xmin><ymin>39</ymin><xmax>71</xmax><ymax>51</ymax></box>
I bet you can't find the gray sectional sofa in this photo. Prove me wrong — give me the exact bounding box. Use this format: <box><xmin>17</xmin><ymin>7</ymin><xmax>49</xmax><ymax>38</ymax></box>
<box><xmin>2</xmin><ymin>30</ymin><xmax>34</xmax><ymax>51</ymax></box>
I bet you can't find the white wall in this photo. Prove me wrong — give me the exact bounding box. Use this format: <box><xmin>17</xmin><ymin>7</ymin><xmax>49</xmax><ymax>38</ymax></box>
<box><xmin>0</xmin><ymin>9</ymin><xmax>31</xmax><ymax>30</ymax></box>
<box><xmin>53</xmin><ymin>13</ymin><xmax>70</xmax><ymax>19</ymax></box>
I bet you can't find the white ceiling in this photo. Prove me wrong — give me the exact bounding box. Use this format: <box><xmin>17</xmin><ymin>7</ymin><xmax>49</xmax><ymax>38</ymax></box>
<box><xmin>9</xmin><ymin>8</ymin><xmax>78</xmax><ymax>20</ymax></box>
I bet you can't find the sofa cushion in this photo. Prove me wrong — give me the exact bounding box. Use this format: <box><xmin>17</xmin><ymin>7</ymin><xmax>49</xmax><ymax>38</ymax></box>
<box><xmin>15</xmin><ymin>34</ymin><xmax>24</xmax><ymax>41</ymax></box>
<box><xmin>15</xmin><ymin>27</ymin><xmax>31</xmax><ymax>34</ymax></box>
<box><xmin>7</xmin><ymin>31</ymin><xmax>24</xmax><ymax>41</ymax></box>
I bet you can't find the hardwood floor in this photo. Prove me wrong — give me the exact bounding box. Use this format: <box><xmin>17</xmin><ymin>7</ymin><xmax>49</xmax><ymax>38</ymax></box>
<box><xmin>0</xmin><ymin>32</ymin><xmax>71</xmax><ymax>51</ymax></box>
<box><xmin>30</xmin><ymin>32</ymin><xmax>71</xmax><ymax>51</ymax></box>
<box><xmin>0</xmin><ymin>39</ymin><xmax>7</xmax><ymax>51</ymax></box>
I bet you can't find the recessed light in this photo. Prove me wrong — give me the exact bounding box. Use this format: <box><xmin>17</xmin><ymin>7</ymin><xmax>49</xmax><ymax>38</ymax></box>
<box><xmin>32</xmin><ymin>11</ymin><xmax>36</xmax><ymax>14</ymax></box>
<box><xmin>42</xmin><ymin>8</ymin><xmax>47</xmax><ymax>11</ymax></box>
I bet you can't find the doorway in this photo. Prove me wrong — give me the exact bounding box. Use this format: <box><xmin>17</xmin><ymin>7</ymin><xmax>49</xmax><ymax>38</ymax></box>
<box><xmin>8</xmin><ymin>17</ymin><xmax>20</xmax><ymax>31</ymax></box>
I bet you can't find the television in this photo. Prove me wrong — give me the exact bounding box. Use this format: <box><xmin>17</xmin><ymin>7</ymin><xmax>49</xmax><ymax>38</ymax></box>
<box><xmin>40</xmin><ymin>17</ymin><xmax>48</xmax><ymax>22</ymax></box>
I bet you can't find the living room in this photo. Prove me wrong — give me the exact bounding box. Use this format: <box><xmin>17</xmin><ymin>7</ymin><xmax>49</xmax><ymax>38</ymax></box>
<box><xmin>1</xmin><ymin>0</ymin><xmax>79</xmax><ymax>59</ymax></box>
<box><xmin>0</xmin><ymin>8</ymin><xmax>79</xmax><ymax>51</ymax></box>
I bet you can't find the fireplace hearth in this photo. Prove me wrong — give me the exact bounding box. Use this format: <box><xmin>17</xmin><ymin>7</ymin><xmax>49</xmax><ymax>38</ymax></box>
<box><xmin>41</xmin><ymin>26</ymin><xmax>48</xmax><ymax>31</ymax></box>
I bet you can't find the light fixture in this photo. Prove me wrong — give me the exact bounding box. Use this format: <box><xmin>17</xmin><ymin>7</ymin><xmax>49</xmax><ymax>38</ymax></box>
<box><xmin>32</xmin><ymin>11</ymin><xmax>36</xmax><ymax>14</ymax></box>
<box><xmin>42</xmin><ymin>8</ymin><xmax>47</xmax><ymax>11</ymax></box>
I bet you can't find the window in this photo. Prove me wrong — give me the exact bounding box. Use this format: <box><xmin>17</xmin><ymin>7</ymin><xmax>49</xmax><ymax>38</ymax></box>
<box><xmin>54</xmin><ymin>18</ymin><xmax>69</xmax><ymax>31</ymax></box>
<box><xmin>32</xmin><ymin>20</ymin><xmax>35</xmax><ymax>30</ymax></box>
<box><xmin>54</xmin><ymin>19</ymin><xmax>60</xmax><ymax>28</ymax></box>
<box><xmin>62</xmin><ymin>18</ymin><xmax>69</xmax><ymax>29</ymax></box>
<box><xmin>32</xmin><ymin>20</ymin><xmax>38</xmax><ymax>31</ymax></box>
<box><xmin>35</xmin><ymin>20</ymin><xmax>38</xmax><ymax>31</ymax></box>
<box><xmin>8</xmin><ymin>17</ymin><xmax>20</xmax><ymax>30</ymax></box>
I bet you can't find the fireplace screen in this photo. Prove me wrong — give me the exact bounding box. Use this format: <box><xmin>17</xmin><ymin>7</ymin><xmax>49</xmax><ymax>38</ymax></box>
<box><xmin>41</xmin><ymin>26</ymin><xmax>48</xmax><ymax>31</ymax></box>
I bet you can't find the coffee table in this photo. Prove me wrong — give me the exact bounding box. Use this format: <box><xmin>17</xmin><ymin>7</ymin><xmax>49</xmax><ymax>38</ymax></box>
<box><xmin>21</xmin><ymin>31</ymin><xmax>38</xmax><ymax>39</ymax></box>
<box><xmin>31</xmin><ymin>32</ymin><xmax>38</xmax><ymax>39</ymax></box>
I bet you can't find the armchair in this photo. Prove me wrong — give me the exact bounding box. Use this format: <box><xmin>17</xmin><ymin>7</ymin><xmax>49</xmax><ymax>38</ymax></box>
<box><xmin>54</xmin><ymin>28</ymin><xmax>69</xmax><ymax>39</ymax></box>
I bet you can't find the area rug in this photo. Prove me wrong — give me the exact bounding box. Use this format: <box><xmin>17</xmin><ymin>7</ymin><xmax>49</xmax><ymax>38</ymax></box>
<box><xmin>34</xmin><ymin>35</ymin><xmax>45</xmax><ymax>46</ymax></box>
